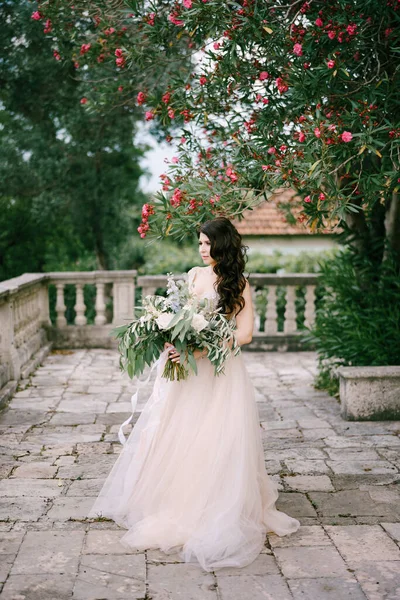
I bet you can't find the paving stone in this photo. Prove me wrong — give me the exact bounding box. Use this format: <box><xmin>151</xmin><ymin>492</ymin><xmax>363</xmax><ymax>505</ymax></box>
<box><xmin>283</xmin><ymin>459</ymin><xmax>331</xmax><ymax>475</ymax></box>
<box><xmin>11</xmin><ymin>530</ymin><xmax>85</xmax><ymax>574</ymax></box>
<box><xmin>11</xmin><ymin>462</ymin><xmax>58</xmax><ymax>479</ymax></box>
<box><xmin>73</xmin><ymin>554</ymin><xmax>145</xmax><ymax>599</ymax></box>
<box><xmin>0</xmin><ymin>554</ymin><xmax>15</xmax><ymax>583</ymax></box>
<box><xmin>57</xmin><ymin>399</ymin><xmax>108</xmax><ymax>413</ymax></box>
<box><xmin>302</xmin><ymin>428</ymin><xmax>335</xmax><ymax>440</ymax></box>
<box><xmin>326</xmin><ymin>460</ymin><xmax>398</xmax><ymax>475</ymax></box>
<box><xmin>148</xmin><ymin>562</ymin><xmax>217</xmax><ymax>600</ymax></box>
<box><xmin>381</xmin><ymin>522</ymin><xmax>400</xmax><ymax>544</ymax></box>
<box><xmin>325</xmin><ymin>447</ymin><xmax>382</xmax><ymax>461</ymax></box>
<box><xmin>297</xmin><ymin>418</ymin><xmax>332</xmax><ymax>429</ymax></box>
<box><xmin>275</xmin><ymin>492</ymin><xmax>317</xmax><ymax>517</ymax></box>
<box><xmin>66</xmin><ymin>479</ymin><xmax>105</xmax><ymax>497</ymax></box>
<box><xmin>49</xmin><ymin>412</ymin><xmax>96</xmax><ymax>426</ymax></box>
<box><xmin>325</xmin><ymin>525</ymin><xmax>400</xmax><ymax>565</ymax></box>
<box><xmin>46</xmin><ymin>497</ymin><xmax>97</xmax><ymax>520</ymax></box>
<box><xmin>57</xmin><ymin>455</ymin><xmax>116</xmax><ymax>479</ymax></box>
<box><xmin>75</xmin><ymin>442</ymin><xmax>113</xmax><ymax>455</ymax></box>
<box><xmin>308</xmin><ymin>490</ymin><xmax>399</xmax><ymax>518</ymax></box>
<box><xmin>269</xmin><ymin>525</ymin><xmax>332</xmax><ymax>548</ymax></box>
<box><xmin>288</xmin><ymin>576</ymin><xmax>367</xmax><ymax>600</ymax></box>
<box><xmin>217</xmin><ymin>574</ymin><xmax>293</xmax><ymax>600</ymax></box>
<box><xmin>0</xmin><ymin>498</ymin><xmax>48</xmax><ymax>521</ymax></box>
<box><xmin>0</xmin><ymin>574</ymin><xmax>75</xmax><ymax>600</ymax></box>
<box><xmin>282</xmin><ymin>475</ymin><xmax>334</xmax><ymax>492</ymax></box>
<box><xmin>83</xmin><ymin>530</ymin><xmax>142</xmax><ymax>554</ymax></box>
<box><xmin>0</xmin><ymin>531</ymin><xmax>25</xmax><ymax>554</ymax></box>
<box><xmin>216</xmin><ymin>553</ymin><xmax>279</xmax><ymax>576</ymax></box>
<box><xmin>354</xmin><ymin>561</ymin><xmax>400</xmax><ymax>600</ymax></box>
<box><xmin>273</xmin><ymin>545</ymin><xmax>349</xmax><ymax>578</ymax></box>
<box><xmin>0</xmin><ymin>479</ymin><xmax>64</xmax><ymax>498</ymax></box>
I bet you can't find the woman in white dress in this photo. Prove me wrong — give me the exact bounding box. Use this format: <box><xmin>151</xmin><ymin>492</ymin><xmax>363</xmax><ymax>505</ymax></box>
<box><xmin>88</xmin><ymin>217</ymin><xmax>300</xmax><ymax>571</ymax></box>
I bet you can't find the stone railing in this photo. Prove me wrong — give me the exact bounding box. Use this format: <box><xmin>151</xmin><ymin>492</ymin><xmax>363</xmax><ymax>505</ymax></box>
<box><xmin>0</xmin><ymin>270</ymin><xmax>319</xmax><ymax>404</ymax></box>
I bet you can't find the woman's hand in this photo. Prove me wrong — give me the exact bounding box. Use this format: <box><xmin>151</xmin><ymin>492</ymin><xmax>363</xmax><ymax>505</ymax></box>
<box><xmin>164</xmin><ymin>342</ymin><xmax>180</xmax><ymax>363</ymax></box>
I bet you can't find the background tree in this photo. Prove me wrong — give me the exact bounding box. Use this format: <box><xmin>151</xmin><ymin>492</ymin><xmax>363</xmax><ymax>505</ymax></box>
<box><xmin>40</xmin><ymin>0</ymin><xmax>400</xmax><ymax>269</ymax></box>
<box><xmin>0</xmin><ymin>0</ymin><xmax>148</xmax><ymax>279</ymax></box>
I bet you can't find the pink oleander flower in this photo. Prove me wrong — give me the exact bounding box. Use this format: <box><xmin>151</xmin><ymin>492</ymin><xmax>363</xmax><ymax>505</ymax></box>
<box><xmin>259</xmin><ymin>71</ymin><xmax>269</xmax><ymax>81</ymax></box>
<box><xmin>171</xmin><ymin>156</ymin><xmax>179</xmax><ymax>164</ymax></box>
<box><xmin>31</xmin><ymin>11</ymin><xmax>42</xmax><ymax>21</ymax></box>
<box><xmin>80</xmin><ymin>43</ymin><xmax>91</xmax><ymax>55</ymax></box>
<box><xmin>304</xmin><ymin>195</ymin><xmax>311</xmax><ymax>203</ymax></box>
<box><xmin>299</xmin><ymin>132</ymin><xmax>306</xmax><ymax>142</ymax></box>
<box><xmin>43</xmin><ymin>19</ymin><xmax>52</xmax><ymax>34</ymax></box>
<box><xmin>293</xmin><ymin>43</ymin><xmax>303</xmax><ymax>57</ymax></box>
<box><xmin>213</xmin><ymin>42</ymin><xmax>220</xmax><ymax>50</ymax></box>
<box><xmin>346</xmin><ymin>24</ymin><xmax>357</xmax><ymax>36</ymax></box>
<box><xmin>116</xmin><ymin>57</ymin><xmax>125</xmax><ymax>67</ymax></box>
<box><xmin>118</xmin><ymin>86</ymin><xmax>123</xmax><ymax>92</ymax></box>
<box><xmin>199</xmin><ymin>76</ymin><xmax>207</xmax><ymax>85</ymax></box>
<box><xmin>341</xmin><ymin>131</ymin><xmax>353</xmax><ymax>142</ymax></box>
<box><xmin>115</xmin><ymin>48</ymin><xmax>123</xmax><ymax>57</ymax></box>
<box><xmin>303</xmin><ymin>62</ymin><xmax>310</xmax><ymax>69</ymax></box>
<box><xmin>327</xmin><ymin>59</ymin><xmax>335</xmax><ymax>69</ymax></box>
<box><xmin>315</xmin><ymin>17</ymin><xmax>323</xmax><ymax>27</ymax></box>
<box><xmin>327</xmin><ymin>30</ymin><xmax>336</xmax><ymax>40</ymax></box>
<box><xmin>168</xmin><ymin>14</ymin><xmax>184</xmax><ymax>26</ymax></box>
<box><xmin>171</xmin><ymin>188</ymin><xmax>183</xmax><ymax>207</ymax></box>
<box><xmin>80</xmin><ymin>97</ymin><xmax>88</xmax><ymax>105</ymax></box>
<box><xmin>137</xmin><ymin>91</ymin><xmax>146</xmax><ymax>105</ymax></box>
<box><xmin>262</xmin><ymin>165</ymin><xmax>269</xmax><ymax>171</ymax></box>
<box><xmin>319</xmin><ymin>192</ymin><xmax>326</xmax><ymax>200</ymax></box>
<box><xmin>267</xmin><ymin>147</ymin><xmax>277</xmax><ymax>155</ymax></box>
<box><xmin>53</xmin><ymin>50</ymin><xmax>61</xmax><ymax>61</ymax></box>
<box><xmin>168</xmin><ymin>107</ymin><xmax>175</xmax><ymax>119</ymax></box>
<box><xmin>145</xmin><ymin>111</ymin><xmax>155</xmax><ymax>121</ymax></box>
<box><xmin>183</xmin><ymin>0</ymin><xmax>193</xmax><ymax>8</ymax></box>
<box><xmin>162</xmin><ymin>92</ymin><xmax>171</xmax><ymax>104</ymax></box>
<box><xmin>276</xmin><ymin>77</ymin><xmax>288</xmax><ymax>94</ymax></box>
<box><xmin>314</xmin><ymin>127</ymin><xmax>321</xmax><ymax>138</ymax></box>
<box><xmin>180</xmin><ymin>137</ymin><xmax>186</xmax><ymax>144</ymax></box>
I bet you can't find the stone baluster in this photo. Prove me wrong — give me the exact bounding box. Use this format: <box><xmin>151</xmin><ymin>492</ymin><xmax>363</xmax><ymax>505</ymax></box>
<box><xmin>55</xmin><ymin>283</ymin><xmax>67</xmax><ymax>327</ymax></box>
<box><xmin>113</xmin><ymin>278</ymin><xmax>135</xmax><ymax>325</ymax></box>
<box><xmin>75</xmin><ymin>283</ymin><xmax>87</xmax><ymax>326</ymax></box>
<box><xmin>265</xmin><ymin>285</ymin><xmax>278</xmax><ymax>334</ymax></box>
<box><xmin>250</xmin><ymin>285</ymin><xmax>261</xmax><ymax>333</ymax></box>
<box><xmin>284</xmin><ymin>286</ymin><xmax>297</xmax><ymax>334</ymax></box>
<box><xmin>95</xmin><ymin>282</ymin><xmax>107</xmax><ymax>325</ymax></box>
<box><xmin>304</xmin><ymin>285</ymin><xmax>316</xmax><ymax>328</ymax></box>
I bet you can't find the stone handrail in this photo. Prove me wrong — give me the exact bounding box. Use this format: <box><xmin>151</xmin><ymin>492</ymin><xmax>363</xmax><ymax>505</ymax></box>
<box><xmin>0</xmin><ymin>270</ymin><xmax>319</xmax><ymax>405</ymax></box>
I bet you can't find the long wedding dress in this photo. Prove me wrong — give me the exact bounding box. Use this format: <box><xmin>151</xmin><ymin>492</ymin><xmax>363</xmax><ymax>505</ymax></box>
<box><xmin>88</xmin><ymin>267</ymin><xmax>300</xmax><ymax>571</ymax></box>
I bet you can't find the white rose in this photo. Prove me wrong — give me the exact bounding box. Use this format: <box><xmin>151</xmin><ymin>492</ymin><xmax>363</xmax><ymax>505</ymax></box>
<box><xmin>156</xmin><ymin>313</ymin><xmax>173</xmax><ymax>330</ymax></box>
<box><xmin>192</xmin><ymin>313</ymin><xmax>208</xmax><ymax>333</ymax></box>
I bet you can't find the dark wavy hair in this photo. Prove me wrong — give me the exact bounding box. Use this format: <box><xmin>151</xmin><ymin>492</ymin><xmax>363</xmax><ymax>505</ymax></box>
<box><xmin>199</xmin><ymin>217</ymin><xmax>248</xmax><ymax>316</ymax></box>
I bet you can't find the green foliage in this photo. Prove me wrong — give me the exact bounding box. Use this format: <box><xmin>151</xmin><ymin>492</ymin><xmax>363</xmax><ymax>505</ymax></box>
<box><xmin>41</xmin><ymin>0</ymin><xmax>400</xmax><ymax>245</ymax></box>
<box><xmin>0</xmin><ymin>1</ymin><xmax>147</xmax><ymax>280</ymax></box>
<box><xmin>304</xmin><ymin>247</ymin><xmax>400</xmax><ymax>376</ymax></box>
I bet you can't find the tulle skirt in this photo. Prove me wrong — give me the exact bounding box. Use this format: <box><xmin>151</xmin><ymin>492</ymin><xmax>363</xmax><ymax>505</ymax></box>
<box><xmin>87</xmin><ymin>351</ymin><xmax>300</xmax><ymax>571</ymax></box>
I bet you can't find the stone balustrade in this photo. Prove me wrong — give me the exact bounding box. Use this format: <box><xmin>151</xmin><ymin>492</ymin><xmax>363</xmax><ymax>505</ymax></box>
<box><xmin>0</xmin><ymin>270</ymin><xmax>319</xmax><ymax>404</ymax></box>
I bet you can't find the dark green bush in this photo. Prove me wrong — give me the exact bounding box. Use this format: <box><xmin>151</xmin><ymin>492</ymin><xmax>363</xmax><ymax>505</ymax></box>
<box><xmin>303</xmin><ymin>247</ymin><xmax>400</xmax><ymax>395</ymax></box>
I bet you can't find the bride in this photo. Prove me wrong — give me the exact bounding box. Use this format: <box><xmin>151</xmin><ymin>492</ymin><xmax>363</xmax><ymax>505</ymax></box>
<box><xmin>88</xmin><ymin>216</ymin><xmax>300</xmax><ymax>571</ymax></box>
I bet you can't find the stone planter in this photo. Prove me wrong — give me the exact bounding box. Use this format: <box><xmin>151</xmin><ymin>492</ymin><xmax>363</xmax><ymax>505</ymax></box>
<box><xmin>337</xmin><ymin>366</ymin><xmax>400</xmax><ymax>421</ymax></box>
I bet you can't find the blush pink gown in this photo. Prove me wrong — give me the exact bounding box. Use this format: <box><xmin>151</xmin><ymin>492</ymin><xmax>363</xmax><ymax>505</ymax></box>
<box><xmin>88</xmin><ymin>268</ymin><xmax>300</xmax><ymax>571</ymax></box>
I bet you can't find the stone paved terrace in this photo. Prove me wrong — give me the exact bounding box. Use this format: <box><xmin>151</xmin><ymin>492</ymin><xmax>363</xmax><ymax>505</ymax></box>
<box><xmin>0</xmin><ymin>349</ymin><xmax>400</xmax><ymax>600</ymax></box>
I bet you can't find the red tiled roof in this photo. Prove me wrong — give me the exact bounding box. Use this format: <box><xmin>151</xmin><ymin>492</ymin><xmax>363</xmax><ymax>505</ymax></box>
<box><xmin>233</xmin><ymin>189</ymin><xmax>338</xmax><ymax>236</ymax></box>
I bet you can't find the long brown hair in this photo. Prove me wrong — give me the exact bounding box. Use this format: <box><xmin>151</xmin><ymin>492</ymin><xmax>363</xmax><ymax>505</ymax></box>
<box><xmin>199</xmin><ymin>217</ymin><xmax>248</xmax><ymax>316</ymax></box>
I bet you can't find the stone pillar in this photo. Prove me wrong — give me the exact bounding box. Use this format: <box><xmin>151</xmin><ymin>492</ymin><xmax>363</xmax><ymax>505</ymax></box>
<box><xmin>284</xmin><ymin>286</ymin><xmax>297</xmax><ymax>334</ymax></box>
<box><xmin>0</xmin><ymin>294</ymin><xmax>21</xmax><ymax>381</ymax></box>
<box><xmin>75</xmin><ymin>283</ymin><xmax>87</xmax><ymax>326</ymax></box>
<box><xmin>112</xmin><ymin>277</ymin><xmax>135</xmax><ymax>326</ymax></box>
<box><xmin>55</xmin><ymin>283</ymin><xmax>67</xmax><ymax>327</ymax></box>
<box><xmin>265</xmin><ymin>286</ymin><xmax>278</xmax><ymax>334</ymax></box>
<box><xmin>95</xmin><ymin>282</ymin><xmax>107</xmax><ymax>325</ymax></box>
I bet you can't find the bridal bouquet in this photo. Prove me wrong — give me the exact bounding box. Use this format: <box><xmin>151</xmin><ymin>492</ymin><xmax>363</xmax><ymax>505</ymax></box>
<box><xmin>114</xmin><ymin>274</ymin><xmax>240</xmax><ymax>382</ymax></box>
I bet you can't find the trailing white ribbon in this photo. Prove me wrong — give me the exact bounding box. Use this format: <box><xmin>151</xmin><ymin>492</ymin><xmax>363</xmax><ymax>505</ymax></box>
<box><xmin>118</xmin><ymin>349</ymin><xmax>170</xmax><ymax>445</ymax></box>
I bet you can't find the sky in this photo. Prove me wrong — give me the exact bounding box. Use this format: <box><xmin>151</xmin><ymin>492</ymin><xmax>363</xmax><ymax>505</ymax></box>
<box><xmin>136</xmin><ymin>124</ymin><xmax>178</xmax><ymax>195</ymax></box>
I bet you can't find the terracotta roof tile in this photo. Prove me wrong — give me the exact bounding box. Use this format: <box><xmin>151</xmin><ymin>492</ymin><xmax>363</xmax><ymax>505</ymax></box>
<box><xmin>233</xmin><ymin>189</ymin><xmax>339</xmax><ymax>236</ymax></box>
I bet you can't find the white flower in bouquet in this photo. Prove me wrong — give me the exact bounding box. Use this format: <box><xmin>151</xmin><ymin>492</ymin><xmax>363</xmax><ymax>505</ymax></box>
<box><xmin>191</xmin><ymin>313</ymin><xmax>208</xmax><ymax>333</ymax></box>
<box><xmin>156</xmin><ymin>312</ymin><xmax>173</xmax><ymax>330</ymax></box>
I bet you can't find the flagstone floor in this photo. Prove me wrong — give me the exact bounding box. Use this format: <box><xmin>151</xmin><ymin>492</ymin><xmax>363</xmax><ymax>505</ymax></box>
<box><xmin>0</xmin><ymin>349</ymin><xmax>400</xmax><ymax>599</ymax></box>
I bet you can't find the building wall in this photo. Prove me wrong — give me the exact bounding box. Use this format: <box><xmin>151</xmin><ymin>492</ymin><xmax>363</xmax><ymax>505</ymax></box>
<box><xmin>243</xmin><ymin>235</ymin><xmax>339</xmax><ymax>256</ymax></box>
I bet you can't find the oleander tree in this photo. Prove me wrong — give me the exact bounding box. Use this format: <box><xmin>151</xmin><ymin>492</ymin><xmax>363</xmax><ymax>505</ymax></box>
<box><xmin>36</xmin><ymin>0</ymin><xmax>400</xmax><ymax>267</ymax></box>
